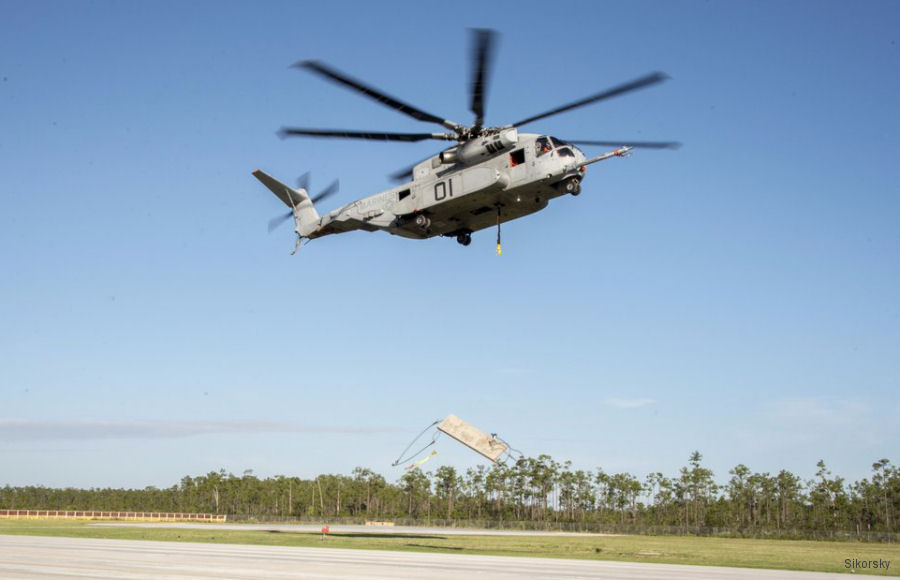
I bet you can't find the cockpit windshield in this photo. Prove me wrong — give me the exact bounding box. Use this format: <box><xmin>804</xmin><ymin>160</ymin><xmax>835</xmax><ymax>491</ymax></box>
<box><xmin>535</xmin><ymin>136</ymin><xmax>552</xmax><ymax>157</ymax></box>
<box><xmin>550</xmin><ymin>136</ymin><xmax>569</xmax><ymax>148</ymax></box>
<box><xmin>556</xmin><ymin>147</ymin><xmax>575</xmax><ymax>158</ymax></box>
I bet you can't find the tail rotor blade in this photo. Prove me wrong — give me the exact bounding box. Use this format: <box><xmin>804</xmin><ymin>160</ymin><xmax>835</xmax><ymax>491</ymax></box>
<box><xmin>311</xmin><ymin>179</ymin><xmax>339</xmax><ymax>204</ymax></box>
<box><xmin>268</xmin><ymin>210</ymin><xmax>293</xmax><ymax>233</ymax></box>
<box><xmin>296</xmin><ymin>171</ymin><xmax>310</xmax><ymax>191</ymax></box>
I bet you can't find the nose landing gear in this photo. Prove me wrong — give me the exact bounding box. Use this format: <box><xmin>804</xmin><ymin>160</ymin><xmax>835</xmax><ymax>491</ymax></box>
<box><xmin>456</xmin><ymin>232</ymin><xmax>472</xmax><ymax>246</ymax></box>
<box><xmin>560</xmin><ymin>177</ymin><xmax>581</xmax><ymax>196</ymax></box>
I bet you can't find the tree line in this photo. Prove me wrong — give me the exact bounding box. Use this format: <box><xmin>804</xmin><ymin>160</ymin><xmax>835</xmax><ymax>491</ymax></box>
<box><xmin>2</xmin><ymin>453</ymin><xmax>897</xmax><ymax>540</ymax></box>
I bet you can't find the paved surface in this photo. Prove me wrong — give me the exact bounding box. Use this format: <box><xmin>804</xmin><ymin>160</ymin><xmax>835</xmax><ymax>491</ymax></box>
<box><xmin>93</xmin><ymin>521</ymin><xmax>607</xmax><ymax>537</ymax></box>
<box><xmin>0</xmin><ymin>535</ymin><xmax>862</xmax><ymax>579</ymax></box>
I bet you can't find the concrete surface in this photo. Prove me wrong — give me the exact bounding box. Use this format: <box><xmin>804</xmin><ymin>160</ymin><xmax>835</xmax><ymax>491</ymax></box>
<box><xmin>0</xmin><ymin>535</ymin><xmax>864</xmax><ymax>579</ymax></box>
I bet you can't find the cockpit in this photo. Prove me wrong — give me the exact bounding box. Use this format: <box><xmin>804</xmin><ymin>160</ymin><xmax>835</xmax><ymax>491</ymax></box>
<box><xmin>535</xmin><ymin>135</ymin><xmax>577</xmax><ymax>158</ymax></box>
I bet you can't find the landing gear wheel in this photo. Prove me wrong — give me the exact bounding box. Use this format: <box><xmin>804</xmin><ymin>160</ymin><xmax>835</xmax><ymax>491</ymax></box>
<box><xmin>456</xmin><ymin>232</ymin><xmax>472</xmax><ymax>246</ymax></box>
<box><xmin>563</xmin><ymin>177</ymin><xmax>581</xmax><ymax>196</ymax></box>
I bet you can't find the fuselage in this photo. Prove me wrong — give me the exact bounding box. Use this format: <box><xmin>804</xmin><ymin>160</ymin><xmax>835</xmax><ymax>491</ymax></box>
<box><xmin>309</xmin><ymin>133</ymin><xmax>587</xmax><ymax>240</ymax></box>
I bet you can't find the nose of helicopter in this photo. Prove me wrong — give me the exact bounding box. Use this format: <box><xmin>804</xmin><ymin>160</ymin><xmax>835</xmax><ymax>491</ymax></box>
<box><xmin>569</xmin><ymin>145</ymin><xmax>587</xmax><ymax>177</ymax></box>
<box><xmin>572</xmin><ymin>145</ymin><xmax>587</xmax><ymax>164</ymax></box>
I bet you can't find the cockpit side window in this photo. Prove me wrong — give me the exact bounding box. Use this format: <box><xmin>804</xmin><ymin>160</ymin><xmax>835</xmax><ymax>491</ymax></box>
<box><xmin>535</xmin><ymin>137</ymin><xmax>552</xmax><ymax>157</ymax></box>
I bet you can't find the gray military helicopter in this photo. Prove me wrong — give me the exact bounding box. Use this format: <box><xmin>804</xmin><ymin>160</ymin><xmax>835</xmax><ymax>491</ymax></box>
<box><xmin>254</xmin><ymin>29</ymin><xmax>678</xmax><ymax>254</ymax></box>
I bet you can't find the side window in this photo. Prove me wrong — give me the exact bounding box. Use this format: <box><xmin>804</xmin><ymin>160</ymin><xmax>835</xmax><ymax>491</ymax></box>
<box><xmin>509</xmin><ymin>148</ymin><xmax>525</xmax><ymax>167</ymax></box>
<box><xmin>398</xmin><ymin>189</ymin><xmax>411</xmax><ymax>201</ymax></box>
<box><xmin>535</xmin><ymin>137</ymin><xmax>552</xmax><ymax>157</ymax></box>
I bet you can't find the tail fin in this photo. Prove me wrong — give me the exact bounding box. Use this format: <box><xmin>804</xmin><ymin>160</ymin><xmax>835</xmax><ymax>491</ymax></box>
<box><xmin>252</xmin><ymin>169</ymin><xmax>321</xmax><ymax>237</ymax></box>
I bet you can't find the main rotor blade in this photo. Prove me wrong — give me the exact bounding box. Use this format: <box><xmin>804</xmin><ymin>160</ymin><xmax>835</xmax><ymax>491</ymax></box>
<box><xmin>311</xmin><ymin>179</ymin><xmax>339</xmax><ymax>204</ymax></box>
<box><xmin>569</xmin><ymin>140</ymin><xmax>682</xmax><ymax>149</ymax></box>
<box><xmin>512</xmin><ymin>72</ymin><xmax>670</xmax><ymax>128</ymax></box>
<box><xmin>389</xmin><ymin>164</ymin><xmax>415</xmax><ymax>183</ymax></box>
<box><xmin>470</xmin><ymin>28</ymin><xmax>497</xmax><ymax>130</ymax></box>
<box><xmin>295</xmin><ymin>60</ymin><xmax>462</xmax><ymax>132</ymax></box>
<box><xmin>388</xmin><ymin>152</ymin><xmax>440</xmax><ymax>183</ymax></box>
<box><xmin>268</xmin><ymin>211</ymin><xmax>293</xmax><ymax>233</ymax></box>
<box><xmin>278</xmin><ymin>127</ymin><xmax>457</xmax><ymax>142</ymax></box>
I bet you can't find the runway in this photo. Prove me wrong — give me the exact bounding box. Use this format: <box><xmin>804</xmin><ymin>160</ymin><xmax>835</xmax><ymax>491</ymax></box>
<box><xmin>0</xmin><ymin>535</ymin><xmax>862</xmax><ymax>579</ymax></box>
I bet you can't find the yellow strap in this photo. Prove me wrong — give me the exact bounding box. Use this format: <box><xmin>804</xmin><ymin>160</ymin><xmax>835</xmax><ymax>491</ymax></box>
<box><xmin>406</xmin><ymin>450</ymin><xmax>438</xmax><ymax>470</ymax></box>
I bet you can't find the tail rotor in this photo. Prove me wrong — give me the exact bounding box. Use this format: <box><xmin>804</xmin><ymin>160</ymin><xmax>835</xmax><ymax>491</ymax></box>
<box><xmin>253</xmin><ymin>169</ymin><xmax>339</xmax><ymax>254</ymax></box>
<box><xmin>266</xmin><ymin>173</ymin><xmax>340</xmax><ymax>236</ymax></box>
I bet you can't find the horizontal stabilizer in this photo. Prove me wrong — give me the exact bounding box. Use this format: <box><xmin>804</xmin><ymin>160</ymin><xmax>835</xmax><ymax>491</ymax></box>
<box><xmin>252</xmin><ymin>169</ymin><xmax>309</xmax><ymax>209</ymax></box>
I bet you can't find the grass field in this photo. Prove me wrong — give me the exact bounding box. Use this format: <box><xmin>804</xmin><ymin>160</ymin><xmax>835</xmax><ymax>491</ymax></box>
<box><xmin>1</xmin><ymin>519</ymin><xmax>897</xmax><ymax>575</ymax></box>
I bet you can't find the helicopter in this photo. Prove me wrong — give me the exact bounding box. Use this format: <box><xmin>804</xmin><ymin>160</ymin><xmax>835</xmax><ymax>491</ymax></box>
<box><xmin>253</xmin><ymin>29</ymin><xmax>678</xmax><ymax>254</ymax></box>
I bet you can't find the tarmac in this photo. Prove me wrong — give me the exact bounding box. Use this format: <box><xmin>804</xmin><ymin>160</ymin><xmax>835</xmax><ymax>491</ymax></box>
<box><xmin>0</xmin><ymin>534</ymin><xmax>869</xmax><ymax>579</ymax></box>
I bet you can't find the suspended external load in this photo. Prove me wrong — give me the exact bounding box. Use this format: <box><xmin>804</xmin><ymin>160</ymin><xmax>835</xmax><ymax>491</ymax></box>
<box><xmin>437</xmin><ymin>414</ymin><xmax>508</xmax><ymax>463</ymax></box>
<box><xmin>391</xmin><ymin>413</ymin><xmax>519</xmax><ymax>469</ymax></box>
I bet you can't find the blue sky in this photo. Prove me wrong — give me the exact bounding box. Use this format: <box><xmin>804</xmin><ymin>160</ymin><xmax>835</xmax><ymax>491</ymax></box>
<box><xmin>2</xmin><ymin>1</ymin><xmax>898</xmax><ymax>489</ymax></box>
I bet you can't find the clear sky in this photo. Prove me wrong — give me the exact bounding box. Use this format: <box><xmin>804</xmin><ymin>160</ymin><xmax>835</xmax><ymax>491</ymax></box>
<box><xmin>2</xmin><ymin>0</ymin><xmax>898</xmax><ymax>489</ymax></box>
